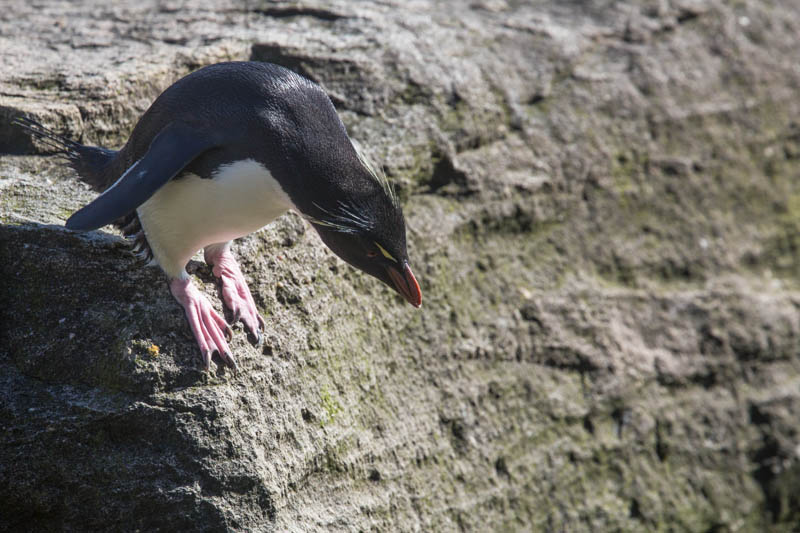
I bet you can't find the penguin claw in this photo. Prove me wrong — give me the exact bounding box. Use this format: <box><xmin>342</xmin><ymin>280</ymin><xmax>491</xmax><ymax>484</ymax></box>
<box><xmin>223</xmin><ymin>352</ymin><xmax>238</xmax><ymax>374</ymax></box>
<box><xmin>247</xmin><ymin>327</ymin><xmax>263</xmax><ymax>347</ymax></box>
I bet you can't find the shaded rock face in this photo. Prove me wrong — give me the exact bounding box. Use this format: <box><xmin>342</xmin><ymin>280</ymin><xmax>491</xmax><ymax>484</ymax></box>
<box><xmin>2</xmin><ymin>0</ymin><xmax>800</xmax><ymax>531</ymax></box>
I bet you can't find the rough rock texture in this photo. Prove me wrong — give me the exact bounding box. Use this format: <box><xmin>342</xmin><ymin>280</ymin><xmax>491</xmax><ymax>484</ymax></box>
<box><xmin>2</xmin><ymin>0</ymin><xmax>800</xmax><ymax>531</ymax></box>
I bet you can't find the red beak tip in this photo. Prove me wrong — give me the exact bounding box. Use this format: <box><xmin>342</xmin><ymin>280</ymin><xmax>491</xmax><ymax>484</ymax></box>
<box><xmin>405</xmin><ymin>265</ymin><xmax>422</xmax><ymax>309</ymax></box>
<box><xmin>388</xmin><ymin>263</ymin><xmax>422</xmax><ymax>309</ymax></box>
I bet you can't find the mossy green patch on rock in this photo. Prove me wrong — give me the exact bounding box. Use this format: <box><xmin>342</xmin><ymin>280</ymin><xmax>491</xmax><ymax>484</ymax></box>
<box><xmin>318</xmin><ymin>384</ymin><xmax>342</xmax><ymax>427</ymax></box>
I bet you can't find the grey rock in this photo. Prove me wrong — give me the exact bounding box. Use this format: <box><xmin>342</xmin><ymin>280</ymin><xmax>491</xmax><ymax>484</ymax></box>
<box><xmin>2</xmin><ymin>0</ymin><xmax>800</xmax><ymax>531</ymax></box>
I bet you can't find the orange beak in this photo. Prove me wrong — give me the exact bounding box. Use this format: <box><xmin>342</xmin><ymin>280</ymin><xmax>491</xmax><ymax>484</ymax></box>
<box><xmin>387</xmin><ymin>262</ymin><xmax>422</xmax><ymax>307</ymax></box>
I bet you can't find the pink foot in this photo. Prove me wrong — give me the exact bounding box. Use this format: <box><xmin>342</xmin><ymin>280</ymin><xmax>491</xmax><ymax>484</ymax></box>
<box><xmin>204</xmin><ymin>244</ymin><xmax>265</xmax><ymax>344</ymax></box>
<box><xmin>170</xmin><ymin>277</ymin><xmax>236</xmax><ymax>371</ymax></box>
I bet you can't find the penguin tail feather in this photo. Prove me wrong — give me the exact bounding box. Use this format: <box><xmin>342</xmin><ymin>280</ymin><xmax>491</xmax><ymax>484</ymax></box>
<box><xmin>12</xmin><ymin>115</ymin><xmax>117</xmax><ymax>191</ymax></box>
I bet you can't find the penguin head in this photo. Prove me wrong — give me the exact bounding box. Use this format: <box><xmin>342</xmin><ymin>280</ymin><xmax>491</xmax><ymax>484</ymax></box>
<box><xmin>308</xmin><ymin>170</ymin><xmax>422</xmax><ymax>308</ymax></box>
<box><xmin>268</xmin><ymin>79</ymin><xmax>422</xmax><ymax>307</ymax></box>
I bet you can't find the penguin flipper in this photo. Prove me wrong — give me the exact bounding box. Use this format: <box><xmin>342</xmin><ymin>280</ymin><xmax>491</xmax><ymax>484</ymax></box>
<box><xmin>65</xmin><ymin>121</ymin><xmax>218</xmax><ymax>231</ymax></box>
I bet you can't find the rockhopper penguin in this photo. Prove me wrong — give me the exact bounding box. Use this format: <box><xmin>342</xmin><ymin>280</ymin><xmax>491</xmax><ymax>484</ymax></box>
<box><xmin>16</xmin><ymin>61</ymin><xmax>422</xmax><ymax>371</ymax></box>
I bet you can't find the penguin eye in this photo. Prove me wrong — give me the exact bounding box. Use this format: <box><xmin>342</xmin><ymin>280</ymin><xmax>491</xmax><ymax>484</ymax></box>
<box><xmin>366</xmin><ymin>250</ymin><xmax>378</xmax><ymax>258</ymax></box>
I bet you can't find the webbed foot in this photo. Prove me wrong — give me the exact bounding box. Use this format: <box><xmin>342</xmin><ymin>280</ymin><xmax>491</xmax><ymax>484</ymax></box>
<box><xmin>205</xmin><ymin>243</ymin><xmax>265</xmax><ymax>345</ymax></box>
<box><xmin>170</xmin><ymin>277</ymin><xmax>237</xmax><ymax>371</ymax></box>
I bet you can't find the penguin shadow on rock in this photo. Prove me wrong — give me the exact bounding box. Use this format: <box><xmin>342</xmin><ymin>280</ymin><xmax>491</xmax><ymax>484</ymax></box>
<box><xmin>10</xmin><ymin>61</ymin><xmax>423</xmax><ymax>374</ymax></box>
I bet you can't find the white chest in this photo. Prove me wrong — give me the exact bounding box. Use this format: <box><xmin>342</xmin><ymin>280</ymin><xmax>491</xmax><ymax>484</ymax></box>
<box><xmin>137</xmin><ymin>158</ymin><xmax>293</xmax><ymax>277</ymax></box>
